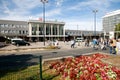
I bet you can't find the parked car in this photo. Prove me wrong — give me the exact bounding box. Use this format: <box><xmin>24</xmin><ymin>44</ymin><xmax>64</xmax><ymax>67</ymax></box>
<box><xmin>11</xmin><ymin>39</ymin><xmax>30</xmax><ymax>46</ymax></box>
<box><xmin>11</xmin><ymin>38</ymin><xmax>23</xmax><ymax>45</ymax></box>
<box><xmin>75</xmin><ymin>37</ymin><xmax>84</xmax><ymax>42</ymax></box>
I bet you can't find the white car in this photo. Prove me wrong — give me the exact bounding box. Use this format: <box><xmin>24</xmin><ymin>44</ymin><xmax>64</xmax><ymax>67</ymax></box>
<box><xmin>76</xmin><ymin>38</ymin><xmax>84</xmax><ymax>42</ymax></box>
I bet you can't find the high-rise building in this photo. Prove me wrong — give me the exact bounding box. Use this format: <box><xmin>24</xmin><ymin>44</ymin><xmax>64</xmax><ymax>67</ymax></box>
<box><xmin>103</xmin><ymin>10</ymin><xmax>120</xmax><ymax>33</ymax></box>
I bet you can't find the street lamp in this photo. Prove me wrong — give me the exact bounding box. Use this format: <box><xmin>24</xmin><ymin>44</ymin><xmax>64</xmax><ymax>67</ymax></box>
<box><xmin>41</xmin><ymin>0</ymin><xmax>48</xmax><ymax>46</ymax></box>
<box><xmin>93</xmin><ymin>9</ymin><xmax>98</xmax><ymax>37</ymax></box>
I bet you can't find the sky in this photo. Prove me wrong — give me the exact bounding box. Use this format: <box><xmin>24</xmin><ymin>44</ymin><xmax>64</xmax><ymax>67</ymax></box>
<box><xmin>0</xmin><ymin>0</ymin><xmax>120</xmax><ymax>31</ymax></box>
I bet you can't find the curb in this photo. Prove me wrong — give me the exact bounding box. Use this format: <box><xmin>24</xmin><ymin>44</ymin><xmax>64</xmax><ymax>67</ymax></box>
<box><xmin>42</xmin><ymin>52</ymin><xmax>108</xmax><ymax>63</ymax></box>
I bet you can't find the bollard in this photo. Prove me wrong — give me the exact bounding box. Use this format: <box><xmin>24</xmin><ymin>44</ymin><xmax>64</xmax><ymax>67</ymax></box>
<box><xmin>39</xmin><ymin>55</ymin><xmax>42</xmax><ymax>80</ymax></box>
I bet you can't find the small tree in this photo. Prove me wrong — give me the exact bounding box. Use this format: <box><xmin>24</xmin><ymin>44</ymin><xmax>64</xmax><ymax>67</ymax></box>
<box><xmin>115</xmin><ymin>23</ymin><xmax>120</xmax><ymax>38</ymax></box>
<box><xmin>115</xmin><ymin>23</ymin><xmax>120</xmax><ymax>31</ymax></box>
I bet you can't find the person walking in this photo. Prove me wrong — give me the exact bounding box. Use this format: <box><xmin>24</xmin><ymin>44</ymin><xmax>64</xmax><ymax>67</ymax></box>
<box><xmin>71</xmin><ymin>39</ymin><xmax>75</xmax><ymax>48</ymax></box>
<box><xmin>93</xmin><ymin>38</ymin><xmax>98</xmax><ymax>50</ymax></box>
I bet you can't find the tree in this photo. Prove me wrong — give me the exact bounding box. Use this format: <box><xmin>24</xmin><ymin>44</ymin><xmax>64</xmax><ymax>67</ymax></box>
<box><xmin>115</xmin><ymin>23</ymin><xmax>120</xmax><ymax>38</ymax></box>
<box><xmin>115</xmin><ymin>23</ymin><xmax>120</xmax><ymax>31</ymax></box>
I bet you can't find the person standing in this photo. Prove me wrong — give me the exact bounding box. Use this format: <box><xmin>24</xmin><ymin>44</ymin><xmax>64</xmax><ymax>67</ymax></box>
<box><xmin>109</xmin><ymin>39</ymin><xmax>113</xmax><ymax>54</ymax></box>
<box><xmin>112</xmin><ymin>38</ymin><xmax>116</xmax><ymax>54</ymax></box>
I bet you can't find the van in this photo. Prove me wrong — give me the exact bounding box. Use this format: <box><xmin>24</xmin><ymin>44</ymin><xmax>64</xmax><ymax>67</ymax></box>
<box><xmin>76</xmin><ymin>37</ymin><xmax>84</xmax><ymax>42</ymax></box>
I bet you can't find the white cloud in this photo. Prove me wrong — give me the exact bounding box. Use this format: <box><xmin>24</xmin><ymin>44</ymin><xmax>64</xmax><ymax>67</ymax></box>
<box><xmin>0</xmin><ymin>0</ymin><xmax>43</xmax><ymax>20</ymax></box>
<box><xmin>46</xmin><ymin>9</ymin><xmax>62</xmax><ymax>17</ymax></box>
<box><xmin>2</xmin><ymin>0</ymin><xmax>11</xmax><ymax>14</ymax></box>
<box><xmin>0</xmin><ymin>0</ymin><xmax>119</xmax><ymax>31</ymax></box>
<box><xmin>12</xmin><ymin>0</ymin><xmax>41</xmax><ymax>9</ymax></box>
<box><xmin>68</xmin><ymin>0</ymin><xmax>110</xmax><ymax>11</ymax></box>
<box><xmin>0</xmin><ymin>0</ymin><xmax>63</xmax><ymax>21</ymax></box>
<box><xmin>55</xmin><ymin>0</ymin><xmax>64</xmax><ymax>7</ymax></box>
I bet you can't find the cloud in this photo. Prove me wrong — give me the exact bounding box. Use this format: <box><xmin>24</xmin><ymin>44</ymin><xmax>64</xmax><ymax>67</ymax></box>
<box><xmin>68</xmin><ymin>0</ymin><xmax>110</xmax><ymax>11</ymax></box>
<box><xmin>0</xmin><ymin>0</ymin><xmax>42</xmax><ymax>20</ymax></box>
<box><xmin>12</xmin><ymin>0</ymin><xmax>41</xmax><ymax>9</ymax></box>
<box><xmin>1</xmin><ymin>0</ymin><xmax>11</xmax><ymax>14</ymax></box>
<box><xmin>46</xmin><ymin>9</ymin><xmax>62</xmax><ymax>17</ymax></box>
<box><xmin>0</xmin><ymin>0</ymin><xmax>119</xmax><ymax>31</ymax></box>
<box><xmin>0</xmin><ymin>0</ymin><xmax>63</xmax><ymax>20</ymax></box>
<box><xmin>55</xmin><ymin>0</ymin><xmax>64</xmax><ymax>7</ymax></box>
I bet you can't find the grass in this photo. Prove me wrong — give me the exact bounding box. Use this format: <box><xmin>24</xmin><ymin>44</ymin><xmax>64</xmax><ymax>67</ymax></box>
<box><xmin>0</xmin><ymin>63</ymin><xmax>60</xmax><ymax>80</ymax></box>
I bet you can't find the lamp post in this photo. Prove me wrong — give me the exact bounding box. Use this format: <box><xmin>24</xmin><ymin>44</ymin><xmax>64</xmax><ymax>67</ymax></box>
<box><xmin>103</xmin><ymin>29</ymin><xmax>106</xmax><ymax>40</ymax></box>
<box><xmin>41</xmin><ymin>0</ymin><xmax>48</xmax><ymax>46</ymax></box>
<box><xmin>93</xmin><ymin>9</ymin><xmax>98</xmax><ymax>38</ymax></box>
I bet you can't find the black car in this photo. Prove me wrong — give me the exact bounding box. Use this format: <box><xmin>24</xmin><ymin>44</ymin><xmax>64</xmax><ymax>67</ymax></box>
<box><xmin>12</xmin><ymin>40</ymin><xmax>30</xmax><ymax>46</ymax></box>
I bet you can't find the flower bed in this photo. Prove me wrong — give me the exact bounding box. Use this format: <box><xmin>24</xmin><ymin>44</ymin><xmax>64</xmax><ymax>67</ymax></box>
<box><xmin>50</xmin><ymin>53</ymin><xmax>120</xmax><ymax>80</ymax></box>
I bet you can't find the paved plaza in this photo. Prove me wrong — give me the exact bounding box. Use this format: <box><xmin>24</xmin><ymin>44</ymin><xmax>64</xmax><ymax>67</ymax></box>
<box><xmin>0</xmin><ymin>41</ymin><xmax>87</xmax><ymax>54</ymax></box>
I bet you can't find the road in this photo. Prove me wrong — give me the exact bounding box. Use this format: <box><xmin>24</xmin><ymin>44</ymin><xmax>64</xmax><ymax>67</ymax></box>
<box><xmin>32</xmin><ymin>47</ymin><xmax>109</xmax><ymax>59</ymax></box>
<box><xmin>0</xmin><ymin>47</ymin><xmax>109</xmax><ymax>70</ymax></box>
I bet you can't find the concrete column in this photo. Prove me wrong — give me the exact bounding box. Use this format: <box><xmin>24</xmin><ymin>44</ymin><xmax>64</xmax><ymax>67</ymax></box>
<box><xmin>51</xmin><ymin>24</ymin><xmax>53</xmax><ymax>35</ymax></box>
<box><xmin>36</xmin><ymin>24</ymin><xmax>39</xmax><ymax>41</ymax></box>
<box><xmin>37</xmin><ymin>24</ymin><xmax>39</xmax><ymax>35</ymax></box>
<box><xmin>57</xmin><ymin>25</ymin><xmax>59</xmax><ymax>35</ymax></box>
<box><xmin>57</xmin><ymin>25</ymin><xmax>59</xmax><ymax>40</ymax></box>
<box><xmin>29</xmin><ymin>23</ymin><xmax>32</xmax><ymax>36</ymax></box>
<box><xmin>63</xmin><ymin>26</ymin><xmax>65</xmax><ymax>41</ymax></box>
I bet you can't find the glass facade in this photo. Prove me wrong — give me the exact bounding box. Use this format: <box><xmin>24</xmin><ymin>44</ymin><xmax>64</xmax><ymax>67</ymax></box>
<box><xmin>46</xmin><ymin>24</ymin><xmax>51</xmax><ymax>35</ymax></box>
<box><xmin>29</xmin><ymin>21</ymin><xmax>65</xmax><ymax>37</ymax></box>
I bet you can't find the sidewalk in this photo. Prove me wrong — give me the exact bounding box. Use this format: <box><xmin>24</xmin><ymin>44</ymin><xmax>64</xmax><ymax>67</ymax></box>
<box><xmin>0</xmin><ymin>41</ymin><xmax>87</xmax><ymax>54</ymax></box>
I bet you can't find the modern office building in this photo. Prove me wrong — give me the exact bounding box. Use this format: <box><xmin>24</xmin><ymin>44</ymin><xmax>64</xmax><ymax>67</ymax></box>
<box><xmin>103</xmin><ymin>10</ymin><xmax>120</xmax><ymax>36</ymax></box>
<box><xmin>0</xmin><ymin>19</ymin><xmax>65</xmax><ymax>41</ymax></box>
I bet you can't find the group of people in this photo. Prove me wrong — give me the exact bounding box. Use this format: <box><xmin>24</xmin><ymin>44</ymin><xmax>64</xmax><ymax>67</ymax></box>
<box><xmin>92</xmin><ymin>38</ymin><xmax>108</xmax><ymax>50</ymax></box>
<box><xmin>70</xmin><ymin>37</ymin><xmax>120</xmax><ymax>55</ymax></box>
<box><xmin>47</xmin><ymin>39</ymin><xmax>59</xmax><ymax>47</ymax></box>
<box><xmin>92</xmin><ymin>37</ymin><xmax>120</xmax><ymax>55</ymax></box>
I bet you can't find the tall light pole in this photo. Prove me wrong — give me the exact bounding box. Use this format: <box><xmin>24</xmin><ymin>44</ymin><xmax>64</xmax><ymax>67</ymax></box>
<box><xmin>77</xmin><ymin>25</ymin><xmax>78</xmax><ymax>37</ymax></box>
<box><xmin>41</xmin><ymin>0</ymin><xmax>48</xmax><ymax>46</ymax></box>
<box><xmin>93</xmin><ymin>9</ymin><xmax>98</xmax><ymax>38</ymax></box>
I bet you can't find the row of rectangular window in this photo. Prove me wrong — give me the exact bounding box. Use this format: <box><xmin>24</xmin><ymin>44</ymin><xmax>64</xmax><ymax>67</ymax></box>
<box><xmin>0</xmin><ymin>30</ymin><xmax>28</xmax><ymax>34</ymax></box>
<box><xmin>0</xmin><ymin>24</ymin><xmax>27</xmax><ymax>28</ymax></box>
<box><xmin>67</xmin><ymin>32</ymin><xmax>93</xmax><ymax>35</ymax></box>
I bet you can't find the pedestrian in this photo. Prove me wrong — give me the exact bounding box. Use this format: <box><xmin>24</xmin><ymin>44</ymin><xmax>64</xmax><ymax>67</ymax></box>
<box><xmin>109</xmin><ymin>39</ymin><xmax>113</xmax><ymax>54</ymax></box>
<box><xmin>54</xmin><ymin>39</ymin><xmax>59</xmax><ymax>47</ymax></box>
<box><xmin>85</xmin><ymin>39</ymin><xmax>87</xmax><ymax>47</ymax></box>
<box><xmin>100</xmin><ymin>39</ymin><xmax>107</xmax><ymax>50</ymax></box>
<box><xmin>112</xmin><ymin>37</ymin><xmax>116</xmax><ymax>54</ymax></box>
<box><xmin>116</xmin><ymin>39</ymin><xmax>120</xmax><ymax>54</ymax></box>
<box><xmin>87</xmin><ymin>39</ymin><xmax>90</xmax><ymax>47</ymax></box>
<box><xmin>71</xmin><ymin>39</ymin><xmax>75</xmax><ymax>48</ymax></box>
<box><xmin>93</xmin><ymin>38</ymin><xmax>98</xmax><ymax>50</ymax></box>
